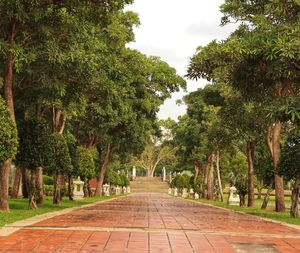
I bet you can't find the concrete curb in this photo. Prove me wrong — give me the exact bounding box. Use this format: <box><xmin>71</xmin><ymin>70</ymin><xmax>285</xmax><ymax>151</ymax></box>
<box><xmin>0</xmin><ymin>195</ymin><xmax>129</xmax><ymax>237</ymax></box>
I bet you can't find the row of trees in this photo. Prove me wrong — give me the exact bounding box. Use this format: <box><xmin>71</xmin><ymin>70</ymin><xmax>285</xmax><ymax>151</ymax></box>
<box><xmin>138</xmin><ymin>0</ymin><xmax>299</xmax><ymax>217</ymax></box>
<box><xmin>172</xmin><ymin>0</ymin><xmax>300</xmax><ymax>217</ymax></box>
<box><xmin>0</xmin><ymin>0</ymin><xmax>185</xmax><ymax>211</ymax></box>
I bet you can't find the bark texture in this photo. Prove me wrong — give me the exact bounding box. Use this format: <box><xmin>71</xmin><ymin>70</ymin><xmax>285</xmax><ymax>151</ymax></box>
<box><xmin>0</xmin><ymin>160</ymin><xmax>11</xmax><ymax>211</ymax></box>
<box><xmin>28</xmin><ymin>170</ymin><xmax>37</xmax><ymax>210</ymax></box>
<box><xmin>246</xmin><ymin>141</ymin><xmax>255</xmax><ymax>207</ymax></box>
<box><xmin>11</xmin><ymin>167</ymin><xmax>22</xmax><ymax>198</ymax></box>
<box><xmin>35</xmin><ymin>167</ymin><xmax>44</xmax><ymax>204</ymax></box>
<box><xmin>215</xmin><ymin>151</ymin><xmax>224</xmax><ymax>202</ymax></box>
<box><xmin>53</xmin><ymin>172</ymin><xmax>62</xmax><ymax>204</ymax></box>
<box><xmin>290</xmin><ymin>178</ymin><xmax>300</xmax><ymax>218</ymax></box>
<box><xmin>95</xmin><ymin>143</ymin><xmax>113</xmax><ymax>196</ymax></box>
<box><xmin>261</xmin><ymin>180</ymin><xmax>274</xmax><ymax>210</ymax></box>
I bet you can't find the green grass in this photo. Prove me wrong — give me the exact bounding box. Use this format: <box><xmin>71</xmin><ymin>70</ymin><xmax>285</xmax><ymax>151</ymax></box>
<box><xmin>194</xmin><ymin>198</ymin><xmax>300</xmax><ymax>226</ymax></box>
<box><xmin>0</xmin><ymin>196</ymin><xmax>116</xmax><ymax>227</ymax></box>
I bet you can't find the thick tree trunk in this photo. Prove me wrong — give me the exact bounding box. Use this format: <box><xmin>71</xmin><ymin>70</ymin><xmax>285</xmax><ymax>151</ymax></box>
<box><xmin>95</xmin><ymin>143</ymin><xmax>113</xmax><ymax>196</ymax></box>
<box><xmin>68</xmin><ymin>176</ymin><xmax>73</xmax><ymax>200</ymax></box>
<box><xmin>4</xmin><ymin>19</ymin><xmax>16</xmax><ymax>122</ymax></box>
<box><xmin>207</xmin><ymin>154</ymin><xmax>214</xmax><ymax>200</ymax></box>
<box><xmin>246</xmin><ymin>141</ymin><xmax>255</xmax><ymax>207</ymax></box>
<box><xmin>83</xmin><ymin>177</ymin><xmax>89</xmax><ymax>197</ymax></box>
<box><xmin>266</xmin><ymin>121</ymin><xmax>285</xmax><ymax>212</ymax></box>
<box><xmin>215</xmin><ymin>151</ymin><xmax>224</xmax><ymax>202</ymax></box>
<box><xmin>35</xmin><ymin>167</ymin><xmax>44</xmax><ymax>204</ymax></box>
<box><xmin>0</xmin><ymin>20</ymin><xmax>17</xmax><ymax>212</ymax></box>
<box><xmin>21</xmin><ymin>168</ymin><xmax>30</xmax><ymax>198</ymax></box>
<box><xmin>290</xmin><ymin>177</ymin><xmax>300</xmax><ymax>218</ymax></box>
<box><xmin>11</xmin><ymin>167</ymin><xmax>22</xmax><ymax>198</ymax></box>
<box><xmin>194</xmin><ymin>161</ymin><xmax>201</xmax><ymax>184</ymax></box>
<box><xmin>53</xmin><ymin>172</ymin><xmax>62</xmax><ymax>204</ymax></box>
<box><xmin>28</xmin><ymin>170</ymin><xmax>37</xmax><ymax>210</ymax></box>
<box><xmin>261</xmin><ymin>180</ymin><xmax>273</xmax><ymax>210</ymax></box>
<box><xmin>0</xmin><ymin>160</ymin><xmax>11</xmax><ymax>211</ymax></box>
<box><xmin>272</xmin><ymin>121</ymin><xmax>285</xmax><ymax>212</ymax></box>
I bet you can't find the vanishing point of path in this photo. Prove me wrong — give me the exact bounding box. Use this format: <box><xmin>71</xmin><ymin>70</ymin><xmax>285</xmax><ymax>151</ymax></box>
<box><xmin>1</xmin><ymin>193</ymin><xmax>300</xmax><ymax>253</ymax></box>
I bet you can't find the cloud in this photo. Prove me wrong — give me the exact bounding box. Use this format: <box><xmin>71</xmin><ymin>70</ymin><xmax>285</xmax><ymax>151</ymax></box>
<box><xmin>186</xmin><ymin>22</ymin><xmax>238</xmax><ymax>40</ymax></box>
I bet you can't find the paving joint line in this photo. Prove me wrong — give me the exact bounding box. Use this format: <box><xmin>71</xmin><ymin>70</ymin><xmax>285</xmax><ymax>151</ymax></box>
<box><xmin>0</xmin><ymin>194</ymin><xmax>129</xmax><ymax>237</ymax></box>
<box><xmin>14</xmin><ymin>225</ymin><xmax>300</xmax><ymax>239</ymax></box>
<box><xmin>179</xmin><ymin>196</ymin><xmax>300</xmax><ymax>233</ymax></box>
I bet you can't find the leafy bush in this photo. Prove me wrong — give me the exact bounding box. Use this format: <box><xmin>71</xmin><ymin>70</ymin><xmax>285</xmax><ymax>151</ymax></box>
<box><xmin>170</xmin><ymin>174</ymin><xmax>191</xmax><ymax>189</ymax></box>
<box><xmin>44</xmin><ymin>185</ymin><xmax>54</xmax><ymax>196</ymax></box>
<box><xmin>47</xmin><ymin>133</ymin><xmax>73</xmax><ymax>174</ymax></box>
<box><xmin>279</xmin><ymin>135</ymin><xmax>300</xmax><ymax>181</ymax></box>
<box><xmin>16</xmin><ymin>119</ymin><xmax>51</xmax><ymax>170</ymax></box>
<box><xmin>0</xmin><ymin>97</ymin><xmax>18</xmax><ymax>165</ymax></box>
<box><xmin>43</xmin><ymin>175</ymin><xmax>54</xmax><ymax>185</ymax></box>
<box><xmin>75</xmin><ymin>146</ymin><xmax>96</xmax><ymax>179</ymax></box>
<box><xmin>120</xmin><ymin>174</ymin><xmax>130</xmax><ymax>187</ymax></box>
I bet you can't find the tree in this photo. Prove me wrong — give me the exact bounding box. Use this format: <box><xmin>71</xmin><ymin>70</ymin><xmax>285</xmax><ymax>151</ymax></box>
<box><xmin>47</xmin><ymin>133</ymin><xmax>73</xmax><ymax>204</ymax></box>
<box><xmin>132</xmin><ymin>142</ymin><xmax>177</xmax><ymax>177</ymax></box>
<box><xmin>279</xmin><ymin>134</ymin><xmax>300</xmax><ymax>217</ymax></box>
<box><xmin>16</xmin><ymin>120</ymin><xmax>51</xmax><ymax>208</ymax></box>
<box><xmin>0</xmin><ymin>97</ymin><xmax>18</xmax><ymax>211</ymax></box>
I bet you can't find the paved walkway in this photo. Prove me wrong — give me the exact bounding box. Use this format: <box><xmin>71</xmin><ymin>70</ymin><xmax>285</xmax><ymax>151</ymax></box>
<box><xmin>1</xmin><ymin>193</ymin><xmax>300</xmax><ymax>252</ymax></box>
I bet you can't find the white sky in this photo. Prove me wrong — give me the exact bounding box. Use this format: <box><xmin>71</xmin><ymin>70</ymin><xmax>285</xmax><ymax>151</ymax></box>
<box><xmin>126</xmin><ymin>0</ymin><xmax>237</xmax><ymax>120</ymax></box>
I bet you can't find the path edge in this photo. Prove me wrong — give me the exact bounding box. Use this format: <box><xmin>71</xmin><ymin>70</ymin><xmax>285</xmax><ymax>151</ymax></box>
<box><xmin>172</xmin><ymin>195</ymin><xmax>300</xmax><ymax>233</ymax></box>
<box><xmin>0</xmin><ymin>194</ymin><xmax>130</xmax><ymax>237</ymax></box>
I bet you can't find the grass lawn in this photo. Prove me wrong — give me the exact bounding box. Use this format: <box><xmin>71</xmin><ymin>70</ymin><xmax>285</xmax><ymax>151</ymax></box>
<box><xmin>194</xmin><ymin>198</ymin><xmax>300</xmax><ymax>226</ymax></box>
<box><xmin>0</xmin><ymin>196</ymin><xmax>116</xmax><ymax>227</ymax></box>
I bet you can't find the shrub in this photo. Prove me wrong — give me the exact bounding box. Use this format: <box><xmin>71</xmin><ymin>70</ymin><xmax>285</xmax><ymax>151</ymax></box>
<box><xmin>43</xmin><ymin>175</ymin><xmax>54</xmax><ymax>185</ymax></box>
<box><xmin>0</xmin><ymin>97</ymin><xmax>18</xmax><ymax>165</ymax></box>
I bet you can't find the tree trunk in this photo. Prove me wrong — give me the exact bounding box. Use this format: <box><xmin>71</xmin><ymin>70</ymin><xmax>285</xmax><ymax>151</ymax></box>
<box><xmin>35</xmin><ymin>167</ymin><xmax>44</xmax><ymax>204</ymax></box>
<box><xmin>272</xmin><ymin>120</ymin><xmax>285</xmax><ymax>212</ymax></box>
<box><xmin>21</xmin><ymin>168</ymin><xmax>30</xmax><ymax>198</ymax></box>
<box><xmin>4</xmin><ymin>18</ymin><xmax>16</xmax><ymax>122</ymax></box>
<box><xmin>28</xmin><ymin>170</ymin><xmax>37</xmax><ymax>210</ymax></box>
<box><xmin>95</xmin><ymin>143</ymin><xmax>113</xmax><ymax>196</ymax></box>
<box><xmin>203</xmin><ymin>155</ymin><xmax>210</xmax><ymax>198</ymax></box>
<box><xmin>261</xmin><ymin>180</ymin><xmax>273</xmax><ymax>210</ymax></box>
<box><xmin>215</xmin><ymin>151</ymin><xmax>224</xmax><ymax>202</ymax></box>
<box><xmin>11</xmin><ymin>167</ymin><xmax>22</xmax><ymax>198</ymax></box>
<box><xmin>0</xmin><ymin>160</ymin><xmax>11</xmax><ymax>211</ymax></box>
<box><xmin>207</xmin><ymin>154</ymin><xmax>214</xmax><ymax>200</ymax></box>
<box><xmin>53</xmin><ymin>172</ymin><xmax>62</xmax><ymax>204</ymax></box>
<box><xmin>267</xmin><ymin>121</ymin><xmax>285</xmax><ymax>212</ymax></box>
<box><xmin>246</xmin><ymin>141</ymin><xmax>255</xmax><ymax>207</ymax></box>
<box><xmin>290</xmin><ymin>177</ymin><xmax>300</xmax><ymax>218</ymax></box>
<box><xmin>194</xmin><ymin>161</ymin><xmax>201</xmax><ymax>184</ymax></box>
<box><xmin>257</xmin><ymin>179</ymin><xmax>263</xmax><ymax>199</ymax></box>
<box><xmin>68</xmin><ymin>176</ymin><xmax>73</xmax><ymax>200</ymax></box>
<box><xmin>83</xmin><ymin>177</ymin><xmax>89</xmax><ymax>197</ymax></box>
<box><xmin>239</xmin><ymin>193</ymin><xmax>246</xmax><ymax>207</ymax></box>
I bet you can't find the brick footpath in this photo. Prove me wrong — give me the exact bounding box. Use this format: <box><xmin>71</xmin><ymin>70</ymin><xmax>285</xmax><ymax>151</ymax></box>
<box><xmin>1</xmin><ymin>193</ymin><xmax>300</xmax><ymax>253</ymax></box>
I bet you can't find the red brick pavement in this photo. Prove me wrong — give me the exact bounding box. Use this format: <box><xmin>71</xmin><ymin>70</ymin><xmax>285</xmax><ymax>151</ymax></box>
<box><xmin>1</xmin><ymin>193</ymin><xmax>300</xmax><ymax>252</ymax></box>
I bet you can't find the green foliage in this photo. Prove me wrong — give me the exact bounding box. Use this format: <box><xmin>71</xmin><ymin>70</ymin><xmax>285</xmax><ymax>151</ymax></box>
<box><xmin>44</xmin><ymin>185</ymin><xmax>54</xmax><ymax>196</ymax></box>
<box><xmin>0</xmin><ymin>97</ymin><xmax>18</xmax><ymax>165</ymax></box>
<box><xmin>170</xmin><ymin>174</ymin><xmax>191</xmax><ymax>189</ymax></box>
<box><xmin>104</xmin><ymin>170</ymin><xmax>123</xmax><ymax>186</ymax></box>
<box><xmin>16</xmin><ymin>120</ymin><xmax>51</xmax><ymax>170</ymax></box>
<box><xmin>192</xmin><ymin>175</ymin><xmax>204</xmax><ymax>194</ymax></box>
<box><xmin>43</xmin><ymin>175</ymin><xmax>54</xmax><ymax>185</ymax></box>
<box><xmin>279</xmin><ymin>135</ymin><xmax>300</xmax><ymax>181</ymax></box>
<box><xmin>254</xmin><ymin>141</ymin><xmax>274</xmax><ymax>186</ymax></box>
<box><xmin>75</xmin><ymin>146</ymin><xmax>96</xmax><ymax>179</ymax></box>
<box><xmin>47</xmin><ymin>133</ymin><xmax>73</xmax><ymax>174</ymax></box>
